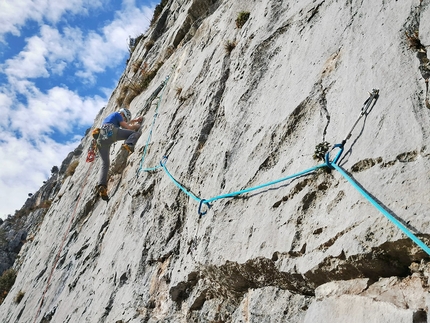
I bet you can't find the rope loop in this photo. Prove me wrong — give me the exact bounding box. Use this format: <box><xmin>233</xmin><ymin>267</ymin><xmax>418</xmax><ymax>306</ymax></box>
<box><xmin>325</xmin><ymin>143</ymin><xmax>344</xmax><ymax>169</ymax></box>
<box><xmin>160</xmin><ymin>156</ymin><xmax>168</xmax><ymax>166</ymax></box>
<box><xmin>198</xmin><ymin>199</ymin><xmax>211</xmax><ymax>217</ymax></box>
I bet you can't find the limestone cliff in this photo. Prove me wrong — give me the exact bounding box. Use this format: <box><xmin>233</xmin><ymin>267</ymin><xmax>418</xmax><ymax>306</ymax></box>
<box><xmin>1</xmin><ymin>0</ymin><xmax>430</xmax><ymax>322</ymax></box>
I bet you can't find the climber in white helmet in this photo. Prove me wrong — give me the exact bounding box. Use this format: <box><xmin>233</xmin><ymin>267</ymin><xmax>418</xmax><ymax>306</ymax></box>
<box><xmin>96</xmin><ymin>107</ymin><xmax>143</xmax><ymax>200</ymax></box>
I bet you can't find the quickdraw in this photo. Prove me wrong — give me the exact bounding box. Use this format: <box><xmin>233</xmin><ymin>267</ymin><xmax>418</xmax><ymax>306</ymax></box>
<box><xmin>341</xmin><ymin>89</ymin><xmax>379</xmax><ymax>146</ymax></box>
<box><xmin>86</xmin><ymin>139</ymin><xmax>97</xmax><ymax>163</ymax></box>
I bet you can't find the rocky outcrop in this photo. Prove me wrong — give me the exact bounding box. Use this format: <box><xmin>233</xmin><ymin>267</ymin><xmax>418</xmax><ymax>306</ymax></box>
<box><xmin>1</xmin><ymin>0</ymin><xmax>430</xmax><ymax>322</ymax></box>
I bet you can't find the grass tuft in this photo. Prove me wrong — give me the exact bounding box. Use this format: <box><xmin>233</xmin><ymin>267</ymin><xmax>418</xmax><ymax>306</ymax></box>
<box><xmin>224</xmin><ymin>40</ymin><xmax>236</xmax><ymax>55</ymax></box>
<box><xmin>64</xmin><ymin>160</ymin><xmax>79</xmax><ymax>178</ymax></box>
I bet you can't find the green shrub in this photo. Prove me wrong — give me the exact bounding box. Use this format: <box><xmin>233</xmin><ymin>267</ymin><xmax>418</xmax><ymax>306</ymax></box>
<box><xmin>39</xmin><ymin>200</ymin><xmax>52</xmax><ymax>209</ymax></box>
<box><xmin>144</xmin><ymin>39</ymin><xmax>155</xmax><ymax>52</ymax></box>
<box><xmin>175</xmin><ymin>87</ymin><xmax>183</xmax><ymax>98</ymax></box>
<box><xmin>132</xmin><ymin>59</ymin><xmax>143</xmax><ymax>73</ymax></box>
<box><xmin>313</xmin><ymin>141</ymin><xmax>330</xmax><ymax>161</ymax></box>
<box><xmin>0</xmin><ymin>269</ymin><xmax>17</xmax><ymax>305</ymax></box>
<box><xmin>116</xmin><ymin>85</ymin><xmax>129</xmax><ymax>107</ymax></box>
<box><xmin>121</xmin><ymin>61</ymin><xmax>164</xmax><ymax>107</ymax></box>
<box><xmin>236</xmin><ymin>11</ymin><xmax>250</xmax><ymax>29</ymax></box>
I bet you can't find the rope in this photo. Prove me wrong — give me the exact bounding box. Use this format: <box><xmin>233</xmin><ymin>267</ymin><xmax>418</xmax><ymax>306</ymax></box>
<box><xmin>159</xmin><ymin>156</ymin><xmax>327</xmax><ymax>216</ymax></box>
<box><xmin>136</xmin><ymin>73</ymin><xmax>172</xmax><ymax>175</ymax></box>
<box><xmin>332</xmin><ymin>162</ymin><xmax>430</xmax><ymax>255</ymax></box>
<box><xmin>203</xmin><ymin>165</ymin><xmax>327</xmax><ymax>204</ymax></box>
<box><xmin>32</xmin><ymin>162</ymin><xmax>94</xmax><ymax>323</ymax></box>
<box><xmin>325</xmin><ymin>145</ymin><xmax>430</xmax><ymax>256</ymax></box>
<box><xmin>156</xmin><ymin>89</ymin><xmax>430</xmax><ymax>256</ymax></box>
<box><xmin>159</xmin><ymin>142</ymin><xmax>430</xmax><ymax>256</ymax></box>
<box><xmin>160</xmin><ymin>157</ymin><xmax>201</xmax><ymax>203</ymax></box>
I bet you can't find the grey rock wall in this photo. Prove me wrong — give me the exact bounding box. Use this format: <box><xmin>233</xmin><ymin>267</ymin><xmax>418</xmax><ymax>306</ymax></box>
<box><xmin>1</xmin><ymin>0</ymin><xmax>430</xmax><ymax>322</ymax></box>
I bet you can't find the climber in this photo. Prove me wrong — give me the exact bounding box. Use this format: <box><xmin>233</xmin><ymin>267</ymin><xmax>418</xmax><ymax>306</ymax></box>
<box><xmin>96</xmin><ymin>107</ymin><xmax>143</xmax><ymax>200</ymax></box>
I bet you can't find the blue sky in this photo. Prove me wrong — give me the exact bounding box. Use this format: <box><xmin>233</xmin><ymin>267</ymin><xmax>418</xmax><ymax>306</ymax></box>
<box><xmin>0</xmin><ymin>0</ymin><xmax>156</xmax><ymax>218</ymax></box>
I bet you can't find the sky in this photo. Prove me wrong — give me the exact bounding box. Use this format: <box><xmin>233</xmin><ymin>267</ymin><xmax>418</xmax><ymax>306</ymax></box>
<box><xmin>0</xmin><ymin>0</ymin><xmax>156</xmax><ymax>219</ymax></box>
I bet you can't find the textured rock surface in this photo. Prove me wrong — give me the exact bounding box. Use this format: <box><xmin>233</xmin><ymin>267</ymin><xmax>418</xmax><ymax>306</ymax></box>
<box><xmin>1</xmin><ymin>0</ymin><xmax>430</xmax><ymax>322</ymax></box>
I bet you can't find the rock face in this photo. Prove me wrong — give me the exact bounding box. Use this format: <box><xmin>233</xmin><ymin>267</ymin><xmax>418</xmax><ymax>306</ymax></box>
<box><xmin>0</xmin><ymin>146</ymin><xmax>80</xmax><ymax>278</ymax></box>
<box><xmin>1</xmin><ymin>0</ymin><xmax>430</xmax><ymax>322</ymax></box>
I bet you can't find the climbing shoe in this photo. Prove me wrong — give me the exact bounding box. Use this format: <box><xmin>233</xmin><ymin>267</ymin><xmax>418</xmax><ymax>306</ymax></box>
<box><xmin>122</xmin><ymin>143</ymin><xmax>134</xmax><ymax>153</ymax></box>
<box><xmin>98</xmin><ymin>185</ymin><xmax>109</xmax><ymax>201</ymax></box>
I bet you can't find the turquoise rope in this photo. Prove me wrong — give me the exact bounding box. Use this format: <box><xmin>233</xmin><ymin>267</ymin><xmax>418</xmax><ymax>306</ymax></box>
<box><xmin>159</xmin><ymin>157</ymin><xmax>327</xmax><ymax>214</ymax></box>
<box><xmin>159</xmin><ymin>144</ymin><xmax>430</xmax><ymax>256</ymax></box>
<box><xmin>331</xmin><ymin>162</ymin><xmax>430</xmax><ymax>256</ymax></box>
<box><xmin>139</xmin><ymin>87</ymin><xmax>430</xmax><ymax>256</ymax></box>
<box><xmin>204</xmin><ymin>164</ymin><xmax>327</xmax><ymax>204</ymax></box>
<box><xmin>137</xmin><ymin>76</ymin><xmax>170</xmax><ymax>175</ymax></box>
<box><xmin>138</xmin><ymin>112</ymin><xmax>158</xmax><ymax>173</ymax></box>
<box><xmin>160</xmin><ymin>159</ymin><xmax>201</xmax><ymax>202</ymax></box>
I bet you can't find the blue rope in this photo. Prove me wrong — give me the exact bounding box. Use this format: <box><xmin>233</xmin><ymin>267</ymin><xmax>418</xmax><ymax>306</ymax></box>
<box><xmin>159</xmin><ymin>144</ymin><xmax>430</xmax><ymax>256</ymax></box>
<box><xmin>138</xmin><ymin>112</ymin><xmax>158</xmax><ymax>172</ymax></box>
<box><xmin>137</xmin><ymin>76</ymin><xmax>170</xmax><ymax>175</ymax></box>
<box><xmin>159</xmin><ymin>156</ymin><xmax>327</xmax><ymax>216</ymax></box>
<box><xmin>204</xmin><ymin>164</ymin><xmax>327</xmax><ymax>204</ymax></box>
<box><xmin>325</xmin><ymin>147</ymin><xmax>430</xmax><ymax>256</ymax></box>
<box><xmin>332</xmin><ymin>163</ymin><xmax>430</xmax><ymax>256</ymax></box>
<box><xmin>159</xmin><ymin>158</ymin><xmax>201</xmax><ymax>202</ymax></box>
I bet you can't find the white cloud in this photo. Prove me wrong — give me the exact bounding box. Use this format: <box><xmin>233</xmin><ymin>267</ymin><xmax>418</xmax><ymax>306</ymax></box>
<box><xmin>40</xmin><ymin>26</ymin><xmax>79</xmax><ymax>72</ymax></box>
<box><xmin>0</xmin><ymin>134</ymin><xmax>79</xmax><ymax>217</ymax></box>
<box><xmin>2</xmin><ymin>25</ymin><xmax>81</xmax><ymax>81</ymax></box>
<box><xmin>3</xmin><ymin>36</ymin><xmax>49</xmax><ymax>79</ymax></box>
<box><xmin>75</xmin><ymin>4</ymin><xmax>153</xmax><ymax>81</ymax></box>
<box><xmin>9</xmin><ymin>84</ymin><xmax>105</xmax><ymax>138</ymax></box>
<box><xmin>0</xmin><ymin>0</ymin><xmax>106</xmax><ymax>42</ymax></box>
<box><xmin>0</xmin><ymin>91</ymin><xmax>14</xmax><ymax>131</ymax></box>
<box><xmin>0</xmin><ymin>82</ymin><xmax>105</xmax><ymax>218</ymax></box>
<box><xmin>0</xmin><ymin>1</ymin><xmax>41</xmax><ymax>38</ymax></box>
<box><xmin>2</xmin><ymin>3</ymin><xmax>153</xmax><ymax>84</ymax></box>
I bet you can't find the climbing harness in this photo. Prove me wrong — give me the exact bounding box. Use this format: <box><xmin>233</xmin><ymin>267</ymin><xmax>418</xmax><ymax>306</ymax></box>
<box><xmin>86</xmin><ymin>127</ymin><xmax>103</xmax><ymax>162</ymax></box>
<box><xmin>86</xmin><ymin>122</ymin><xmax>120</xmax><ymax>161</ymax></box>
<box><xmin>100</xmin><ymin>123</ymin><xmax>116</xmax><ymax>141</ymax></box>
